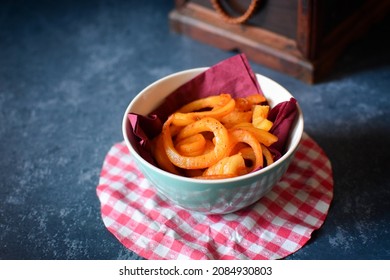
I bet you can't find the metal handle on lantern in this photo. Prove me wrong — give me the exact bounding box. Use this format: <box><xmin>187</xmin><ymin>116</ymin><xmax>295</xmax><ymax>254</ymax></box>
<box><xmin>210</xmin><ymin>0</ymin><xmax>259</xmax><ymax>24</ymax></box>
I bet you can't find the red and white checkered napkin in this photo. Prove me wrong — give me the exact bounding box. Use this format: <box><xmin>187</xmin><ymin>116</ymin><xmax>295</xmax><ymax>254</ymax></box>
<box><xmin>96</xmin><ymin>132</ymin><xmax>333</xmax><ymax>260</ymax></box>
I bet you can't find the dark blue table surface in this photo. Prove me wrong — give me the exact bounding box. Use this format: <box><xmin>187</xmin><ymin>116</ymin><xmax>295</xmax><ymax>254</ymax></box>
<box><xmin>1</xmin><ymin>0</ymin><xmax>389</xmax><ymax>260</ymax></box>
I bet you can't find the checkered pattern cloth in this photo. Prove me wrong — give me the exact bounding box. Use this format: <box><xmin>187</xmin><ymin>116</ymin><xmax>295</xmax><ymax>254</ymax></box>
<box><xmin>96</xmin><ymin>132</ymin><xmax>333</xmax><ymax>259</ymax></box>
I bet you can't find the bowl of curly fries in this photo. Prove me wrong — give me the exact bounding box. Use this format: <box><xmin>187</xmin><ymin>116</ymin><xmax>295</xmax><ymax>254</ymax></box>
<box><xmin>123</xmin><ymin>67</ymin><xmax>303</xmax><ymax>214</ymax></box>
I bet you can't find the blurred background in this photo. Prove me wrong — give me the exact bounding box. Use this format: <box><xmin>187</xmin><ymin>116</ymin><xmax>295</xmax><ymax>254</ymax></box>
<box><xmin>0</xmin><ymin>0</ymin><xmax>389</xmax><ymax>259</ymax></box>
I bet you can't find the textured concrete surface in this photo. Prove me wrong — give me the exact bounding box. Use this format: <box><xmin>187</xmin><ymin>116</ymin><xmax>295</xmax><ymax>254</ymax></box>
<box><xmin>1</xmin><ymin>0</ymin><xmax>389</xmax><ymax>259</ymax></box>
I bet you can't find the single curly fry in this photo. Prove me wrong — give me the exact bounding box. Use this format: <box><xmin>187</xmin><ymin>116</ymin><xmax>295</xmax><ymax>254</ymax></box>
<box><xmin>177</xmin><ymin>93</ymin><xmax>231</xmax><ymax>113</ymax></box>
<box><xmin>252</xmin><ymin>105</ymin><xmax>273</xmax><ymax>131</ymax></box>
<box><xmin>175</xmin><ymin>133</ymin><xmax>206</xmax><ymax>157</ymax></box>
<box><xmin>171</xmin><ymin>94</ymin><xmax>235</xmax><ymax>126</ymax></box>
<box><xmin>238</xmin><ymin>146</ymin><xmax>256</xmax><ymax>170</ymax></box>
<box><xmin>256</xmin><ymin>118</ymin><xmax>273</xmax><ymax>132</ymax></box>
<box><xmin>236</xmin><ymin>144</ymin><xmax>274</xmax><ymax>171</ymax></box>
<box><xmin>252</xmin><ymin>105</ymin><xmax>269</xmax><ymax>125</ymax></box>
<box><xmin>234</xmin><ymin>94</ymin><xmax>266</xmax><ymax>112</ymax></box>
<box><xmin>245</xmin><ymin>93</ymin><xmax>266</xmax><ymax>104</ymax></box>
<box><xmin>151</xmin><ymin>135</ymin><xmax>180</xmax><ymax>175</ymax></box>
<box><xmin>162</xmin><ymin>116</ymin><xmax>229</xmax><ymax>169</ymax></box>
<box><xmin>226</xmin><ymin>129</ymin><xmax>263</xmax><ymax>172</ymax></box>
<box><xmin>220</xmin><ymin>111</ymin><xmax>252</xmax><ymax>128</ymax></box>
<box><xmin>232</xmin><ymin>123</ymin><xmax>278</xmax><ymax>146</ymax></box>
<box><xmin>234</xmin><ymin>97</ymin><xmax>252</xmax><ymax>112</ymax></box>
<box><xmin>203</xmin><ymin>153</ymin><xmax>246</xmax><ymax>177</ymax></box>
<box><xmin>261</xmin><ymin>144</ymin><xmax>274</xmax><ymax>166</ymax></box>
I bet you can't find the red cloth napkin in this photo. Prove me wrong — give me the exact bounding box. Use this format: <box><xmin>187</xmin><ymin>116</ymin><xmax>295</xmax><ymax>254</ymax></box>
<box><xmin>96</xmin><ymin>132</ymin><xmax>333</xmax><ymax>260</ymax></box>
<box><xmin>127</xmin><ymin>54</ymin><xmax>297</xmax><ymax>166</ymax></box>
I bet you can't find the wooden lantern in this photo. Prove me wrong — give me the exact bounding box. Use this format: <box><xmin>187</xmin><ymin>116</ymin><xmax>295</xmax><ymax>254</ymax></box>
<box><xmin>169</xmin><ymin>0</ymin><xmax>390</xmax><ymax>83</ymax></box>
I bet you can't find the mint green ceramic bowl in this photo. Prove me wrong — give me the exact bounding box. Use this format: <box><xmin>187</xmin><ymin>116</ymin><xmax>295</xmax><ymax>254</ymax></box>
<box><xmin>122</xmin><ymin>68</ymin><xmax>304</xmax><ymax>214</ymax></box>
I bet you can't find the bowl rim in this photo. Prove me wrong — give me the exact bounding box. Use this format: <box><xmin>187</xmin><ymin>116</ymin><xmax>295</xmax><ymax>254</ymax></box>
<box><xmin>122</xmin><ymin>67</ymin><xmax>304</xmax><ymax>185</ymax></box>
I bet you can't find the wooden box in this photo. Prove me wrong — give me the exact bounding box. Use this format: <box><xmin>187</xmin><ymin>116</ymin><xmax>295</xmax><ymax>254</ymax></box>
<box><xmin>169</xmin><ymin>0</ymin><xmax>390</xmax><ymax>83</ymax></box>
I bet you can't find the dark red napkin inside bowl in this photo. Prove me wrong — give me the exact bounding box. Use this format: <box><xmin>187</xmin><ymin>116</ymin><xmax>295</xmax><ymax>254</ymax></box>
<box><xmin>269</xmin><ymin>98</ymin><xmax>298</xmax><ymax>160</ymax></box>
<box><xmin>127</xmin><ymin>54</ymin><xmax>297</xmax><ymax>166</ymax></box>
